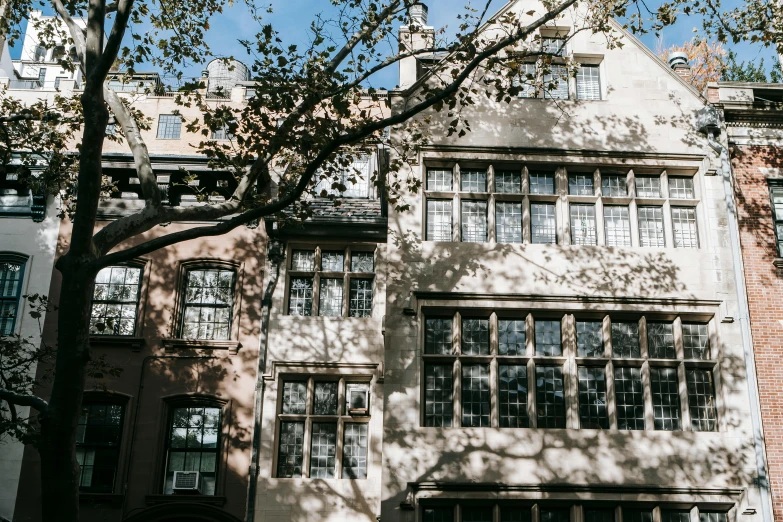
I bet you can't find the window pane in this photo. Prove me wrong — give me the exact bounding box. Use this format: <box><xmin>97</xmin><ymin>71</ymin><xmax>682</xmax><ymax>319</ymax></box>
<box><xmin>461</xmin><ymin>200</ymin><xmax>488</xmax><ymax>243</ymax></box>
<box><xmin>495</xmin><ymin>171</ymin><xmax>522</xmax><ymax>193</ymax></box>
<box><xmin>542</xmin><ymin>37</ymin><xmax>566</xmax><ymax>56</ymax></box>
<box><xmin>462</xmin><ymin>318</ymin><xmax>489</xmax><ymax>355</ymax></box>
<box><xmin>342</xmin><ymin>423</ymin><xmax>368</xmax><ymax>479</ymax></box>
<box><xmin>182</xmin><ymin>269</ymin><xmax>234</xmax><ymax>340</ymax></box>
<box><xmin>499</xmin><ymin>365</ymin><xmax>529</xmax><ymax>428</ymax></box>
<box><xmin>277</xmin><ymin>421</ymin><xmax>304</xmax><ymax>477</ymax></box>
<box><xmin>496</xmin><ymin>202</ymin><xmax>523</xmax><ymax>243</ymax></box>
<box><xmin>165</xmin><ymin>406</ymin><xmax>221</xmax><ymax>494</ymax></box>
<box><xmin>90</xmin><ymin>266</ymin><xmax>142</xmax><ymax>336</ymax></box>
<box><xmin>647</xmin><ymin>322</ymin><xmax>675</xmax><ymax>358</ymax></box>
<box><xmin>771</xmin><ymin>186</ymin><xmax>783</xmax><ymax>256</ymax></box>
<box><xmin>424</xmin><ymin>365</ymin><xmax>453</xmax><ymax>427</ymax></box>
<box><xmin>291</xmin><ymin>250</ymin><xmax>315</xmax><ymax>271</ymax></box>
<box><xmin>604</xmin><ymin>206</ymin><xmax>631</xmax><ymax>247</ymax></box>
<box><xmin>76</xmin><ymin>402</ymin><xmax>125</xmax><ymax>492</ymax></box>
<box><xmin>683</xmin><ymin>323</ymin><xmax>710</xmax><ymax>359</ymax></box>
<box><xmin>514</xmin><ymin>63</ymin><xmax>537</xmax><ymax>98</ymax></box>
<box><xmin>463</xmin><ymin>507</ymin><xmax>493</xmax><ymax>522</ymax></box>
<box><xmin>543</xmin><ymin>65</ymin><xmax>569</xmax><ymax>99</ymax></box>
<box><xmin>540</xmin><ymin>508</ymin><xmax>570</xmax><ymax>522</ymax></box>
<box><xmin>651</xmin><ymin>367</ymin><xmax>682</xmax><ymax>430</ymax></box>
<box><xmin>669</xmin><ymin>177</ymin><xmax>695</xmax><ymax>199</ymax></box>
<box><xmin>672</xmin><ymin>207</ymin><xmax>699</xmax><ymax>248</ymax></box>
<box><xmin>351</xmin><ymin>252</ymin><xmax>374</xmax><ymax>273</ymax></box>
<box><xmin>568</xmin><ymin>174</ymin><xmax>594</xmax><ymax>195</ymax></box>
<box><xmin>638</xmin><ymin>206</ymin><xmax>666</xmax><ymax>247</ymax></box>
<box><xmin>699</xmin><ymin>513</ymin><xmax>727</xmax><ymax>522</ymax></box>
<box><xmin>636</xmin><ymin>176</ymin><xmax>661</xmax><ymax>198</ymax></box>
<box><xmin>314</xmin><ymin>382</ymin><xmax>338</xmax><ymax>415</ymax></box>
<box><xmin>427</xmin><ymin>200</ymin><xmax>453</xmax><ymax>241</ymax></box>
<box><xmin>501</xmin><ymin>507</ymin><xmax>532</xmax><ymax>522</ymax></box>
<box><xmin>318</xmin><ymin>278</ymin><xmax>343</xmax><ymax>317</ymax></box>
<box><xmin>576</xmin><ymin>320</ymin><xmax>603</xmax><ymax>357</ymax></box>
<box><xmin>614</xmin><ymin>366</ymin><xmax>645</xmax><ymax>430</ymax></box>
<box><xmin>425</xmin><ymin>318</ymin><xmax>453</xmax><ymax>355</ymax></box>
<box><xmin>602</xmin><ymin>174</ymin><xmax>627</xmax><ymax>196</ymax></box>
<box><xmin>423</xmin><ymin>508</ymin><xmax>454</xmax><ymax>522</ymax></box>
<box><xmin>462</xmin><ymin>364</ymin><xmax>490</xmax><ymax>427</ymax></box>
<box><xmin>156</xmin><ymin>114</ymin><xmax>182</xmax><ymax>139</ymax></box>
<box><xmin>529</xmin><ymin>173</ymin><xmax>555</xmax><ymax>195</ymax></box>
<box><xmin>498</xmin><ymin>319</ymin><xmax>526</xmax><ymax>355</ymax></box>
<box><xmin>624</xmin><ymin>510</ymin><xmax>653</xmax><ymax>522</ymax></box>
<box><xmin>309</xmin><ymin>422</ymin><xmax>337</xmax><ymax>478</ymax></box>
<box><xmin>535</xmin><ymin>319</ymin><xmax>562</xmax><ymax>356</ymax></box>
<box><xmin>531</xmin><ymin>203</ymin><xmax>557</xmax><ymax>244</ymax></box>
<box><xmin>688</xmin><ymin>369</ymin><xmax>717</xmax><ymax>431</ymax></box>
<box><xmin>282</xmin><ymin>382</ymin><xmax>307</xmax><ymax>414</ymax></box>
<box><xmin>288</xmin><ymin>277</ymin><xmax>313</xmax><ymax>316</ymax></box>
<box><xmin>570</xmin><ymin>204</ymin><xmax>597</xmax><ymax>245</ymax></box>
<box><xmin>320</xmin><ymin>251</ymin><xmax>344</xmax><ymax>272</ymax></box>
<box><xmin>584</xmin><ymin>509</ymin><xmax>614</xmax><ymax>522</ymax></box>
<box><xmin>611</xmin><ymin>321</ymin><xmax>640</xmax><ymax>358</ymax></box>
<box><xmin>576</xmin><ymin>65</ymin><xmax>601</xmax><ymax>100</ymax></box>
<box><xmin>349</xmin><ymin>279</ymin><xmax>373</xmax><ymax>318</ymax></box>
<box><xmin>461</xmin><ymin>169</ymin><xmax>487</xmax><ymax>192</ymax></box>
<box><xmin>0</xmin><ymin>260</ymin><xmax>23</xmax><ymax>336</ymax></box>
<box><xmin>578</xmin><ymin>366</ymin><xmax>609</xmax><ymax>429</ymax></box>
<box><xmin>427</xmin><ymin>168</ymin><xmax>453</xmax><ymax>191</ymax></box>
<box><xmin>536</xmin><ymin>366</ymin><xmax>566</xmax><ymax>428</ymax></box>
<box><xmin>661</xmin><ymin>511</ymin><xmax>691</xmax><ymax>522</ymax></box>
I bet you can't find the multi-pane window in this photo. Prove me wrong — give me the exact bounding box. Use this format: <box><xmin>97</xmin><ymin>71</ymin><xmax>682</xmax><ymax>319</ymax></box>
<box><xmin>576</xmin><ymin>64</ymin><xmax>601</xmax><ymax>100</ymax></box>
<box><xmin>638</xmin><ymin>206</ymin><xmax>666</xmax><ymax>247</ymax></box>
<box><xmin>700</xmin><ymin>513</ymin><xmax>727</xmax><ymax>522</ymax></box>
<box><xmin>423</xmin><ymin>505</ymin><xmax>725</xmax><ymax>522</ymax></box>
<box><xmin>543</xmin><ymin>65</ymin><xmax>569</xmax><ymax>99</ymax></box>
<box><xmin>569</xmin><ymin>174</ymin><xmax>594</xmax><ymax>195</ymax></box>
<box><xmin>76</xmin><ymin>401</ymin><xmax>125</xmax><ymax>492</ymax></box>
<box><xmin>314</xmin><ymin>154</ymin><xmax>372</xmax><ymax>198</ymax></box>
<box><xmin>287</xmin><ymin>246</ymin><xmax>375</xmax><ymax>317</ymax></box>
<box><xmin>531</xmin><ymin>203</ymin><xmax>557</xmax><ymax>244</ymax></box>
<box><xmin>529</xmin><ymin>172</ymin><xmax>555</xmax><ymax>195</ymax></box>
<box><xmin>514</xmin><ymin>63</ymin><xmax>538</xmax><ymax>98</ymax></box>
<box><xmin>542</xmin><ymin>36</ymin><xmax>566</xmax><ymax>56</ymax></box>
<box><xmin>0</xmin><ymin>257</ymin><xmax>25</xmax><ymax>336</ymax></box>
<box><xmin>423</xmin><ymin>311</ymin><xmax>718</xmax><ymax>432</ymax></box>
<box><xmin>495</xmin><ymin>171</ymin><xmax>522</xmax><ymax>193</ymax></box>
<box><xmin>461</xmin><ymin>170</ymin><xmax>487</xmax><ymax>192</ymax></box>
<box><xmin>570</xmin><ymin>204</ymin><xmax>597</xmax><ymax>245</ymax></box>
<box><xmin>427</xmin><ymin>200</ymin><xmax>453</xmax><ymax>241</ymax></box>
<box><xmin>602</xmin><ymin>175</ymin><xmax>627</xmax><ymax>196</ymax></box>
<box><xmin>90</xmin><ymin>265</ymin><xmax>142</xmax><ymax>336</ymax></box>
<box><xmin>164</xmin><ymin>405</ymin><xmax>221</xmax><ymax>494</ymax></box>
<box><xmin>636</xmin><ymin>176</ymin><xmax>661</xmax><ymax>197</ymax></box>
<box><xmin>276</xmin><ymin>377</ymin><xmax>370</xmax><ymax>478</ymax></box>
<box><xmin>672</xmin><ymin>207</ymin><xmax>699</xmax><ymax>248</ymax></box>
<box><xmin>181</xmin><ymin>268</ymin><xmax>235</xmax><ymax>340</ymax></box>
<box><xmin>769</xmin><ymin>182</ymin><xmax>783</xmax><ymax>256</ymax></box>
<box><xmin>496</xmin><ymin>202</ymin><xmax>523</xmax><ymax>243</ymax></box>
<box><xmin>461</xmin><ymin>200</ymin><xmax>488</xmax><ymax>242</ymax></box>
<box><xmin>662</xmin><ymin>511</ymin><xmax>691</xmax><ymax>522</ymax></box>
<box><xmin>604</xmin><ymin>206</ymin><xmax>631</xmax><ymax>246</ymax></box>
<box><xmin>669</xmin><ymin>177</ymin><xmax>695</xmax><ymax>199</ymax></box>
<box><xmin>156</xmin><ymin>114</ymin><xmax>182</xmax><ymax>139</ymax></box>
<box><xmin>427</xmin><ymin>168</ymin><xmax>454</xmax><ymax>191</ymax></box>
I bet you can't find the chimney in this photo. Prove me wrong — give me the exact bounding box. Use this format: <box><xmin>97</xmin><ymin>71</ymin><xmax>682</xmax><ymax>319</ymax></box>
<box><xmin>398</xmin><ymin>2</ymin><xmax>434</xmax><ymax>89</ymax></box>
<box><xmin>668</xmin><ymin>51</ymin><xmax>693</xmax><ymax>84</ymax></box>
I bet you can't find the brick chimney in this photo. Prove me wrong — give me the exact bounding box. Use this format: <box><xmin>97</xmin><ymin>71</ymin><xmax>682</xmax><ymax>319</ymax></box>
<box><xmin>398</xmin><ymin>3</ymin><xmax>434</xmax><ymax>89</ymax></box>
<box><xmin>668</xmin><ymin>51</ymin><xmax>693</xmax><ymax>84</ymax></box>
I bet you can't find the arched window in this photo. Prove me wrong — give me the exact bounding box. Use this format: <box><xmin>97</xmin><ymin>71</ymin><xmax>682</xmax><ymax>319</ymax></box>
<box><xmin>164</xmin><ymin>402</ymin><xmax>222</xmax><ymax>495</ymax></box>
<box><xmin>89</xmin><ymin>265</ymin><xmax>143</xmax><ymax>336</ymax></box>
<box><xmin>180</xmin><ymin>267</ymin><xmax>235</xmax><ymax>340</ymax></box>
<box><xmin>0</xmin><ymin>255</ymin><xmax>27</xmax><ymax>335</ymax></box>
<box><xmin>76</xmin><ymin>397</ymin><xmax>126</xmax><ymax>492</ymax></box>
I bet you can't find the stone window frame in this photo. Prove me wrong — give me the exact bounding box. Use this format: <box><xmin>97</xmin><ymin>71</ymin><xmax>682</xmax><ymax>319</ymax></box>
<box><xmin>272</xmin><ymin>374</ymin><xmax>372</xmax><ymax>480</ymax></box>
<box><xmin>419</xmin><ymin>308</ymin><xmax>722</xmax><ymax>432</ymax></box>
<box><xmin>422</xmin><ymin>163</ymin><xmax>703</xmax><ymax>249</ymax></box>
<box><xmin>284</xmin><ymin>244</ymin><xmax>377</xmax><ymax>318</ymax></box>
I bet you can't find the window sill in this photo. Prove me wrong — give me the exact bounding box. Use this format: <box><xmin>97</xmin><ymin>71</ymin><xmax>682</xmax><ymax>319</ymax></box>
<box><xmin>145</xmin><ymin>494</ymin><xmax>226</xmax><ymax>507</ymax></box>
<box><xmin>79</xmin><ymin>493</ymin><xmax>124</xmax><ymax>505</ymax></box>
<box><xmin>773</xmin><ymin>258</ymin><xmax>783</xmax><ymax>269</ymax></box>
<box><xmin>89</xmin><ymin>335</ymin><xmax>145</xmax><ymax>351</ymax></box>
<box><xmin>162</xmin><ymin>338</ymin><xmax>241</xmax><ymax>354</ymax></box>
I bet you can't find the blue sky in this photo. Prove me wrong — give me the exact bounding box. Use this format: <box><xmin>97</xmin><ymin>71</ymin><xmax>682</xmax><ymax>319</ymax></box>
<box><xmin>11</xmin><ymin>0</ymin><xmax>777</xmax><ymax>88</ymax></box>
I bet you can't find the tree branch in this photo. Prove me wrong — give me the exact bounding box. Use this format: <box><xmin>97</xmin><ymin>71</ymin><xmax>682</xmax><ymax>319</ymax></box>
<box><xmin>51</xmin><ymin>0</ymin><xmax>87</xmax><ymax>75</ymax></box>
<box><xmin>96</xmin><ymin>0</ymin><xmax>134</xmax><ymax>82</ymax></box>
<box><xmin>0</xmin><ymin>387</ymin><xmax>48</xmax><ymax>413</ymax></box>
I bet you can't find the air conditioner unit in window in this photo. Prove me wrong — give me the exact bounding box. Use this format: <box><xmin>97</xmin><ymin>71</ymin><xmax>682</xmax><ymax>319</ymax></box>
<box><xmin>172</xmin><ymin>471</ymin><xmax>201</xmax><ymax>493</ymax></box>
<box><xmin>347</xmin><ymin>387</ymin><xmax>370</xmax><ymax>416</ymax></box>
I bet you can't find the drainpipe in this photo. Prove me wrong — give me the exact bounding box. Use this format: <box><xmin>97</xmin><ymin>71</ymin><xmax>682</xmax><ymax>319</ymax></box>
<box><xmin>245</xmin><ymin>240</ymin><xmax>285</xmax><ymax>522</ymax></box>
<box><xmin>696</xmin><ymin>106</ymin><xmax>773</xmax><ymax>522</ymax></box>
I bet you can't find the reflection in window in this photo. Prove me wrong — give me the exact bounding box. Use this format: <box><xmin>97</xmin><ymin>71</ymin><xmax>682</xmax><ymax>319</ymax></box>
<box><xmin>181</xmin><ymin>268</ymin><xmax>235</xmax><ymax>340</ymax></box>
<box><xmin>90</xmin><ymin>265</ymin><xmax>142</xmax><ymax>336</ymax></box>
<box><xmin>164</xmin><ymin>405</ymin><xmax>221</xmax><ymax>494</ymax></box>
<box><xmin>76</xmin><ymin>402</ymin><xmax>125</xmax><ymax>492</ymax></box>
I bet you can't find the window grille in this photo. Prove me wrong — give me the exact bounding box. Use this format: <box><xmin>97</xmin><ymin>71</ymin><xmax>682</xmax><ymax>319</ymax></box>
<box><xmin>668</xmin><ymin>177</ymin><xmax>695</xmax><ymax>199</ymax></box>
<box><xmin>636</xmin><ymin>176</ymin><xmax>661</xmax><ymax>197</ymax></box>
<box><xmin>181</xmin><ymin>268</ymin><xmax>234</xmax><ymax>340</ymax></box>
<box><xmin>156</xmin><ymin>114</ymin><xmax>182</xmax><ymax>139</ymax></box>
<box><xmin>461</xmin><ymin>200</ymin><xmax>488</xmax><ymax>242</ymax></box>
<box><xmin>604</xmin><ymin>206</ymin><xmax>631</xmax><ymax>246</ymax></box>
<box><xmin>672</xmin><ymin>207</ymin><xmax>699</xmax><ymax>248</ymax></box>
<box><xmin>460</xmin><ymin>170</ymin><xmax>487</xmax><ymax>192</ymax></box>
<box><xmin>496</xmin><ymin>202</ymin><xmax>523</xmax><ymax>243</ymax></box>
<box><xmin>531</xmin><ymin>203</ymin><xmax>557</xmax><ymax>244</ymax></box>
<box><xmin>427</xmin><ymin>168</ymin><xmax>453</xmax><ymax>191</ymax></box>
<box><xmin>576</xmin><ymin>65</ymin><xmax>601</xmax><ymax>100</ymax></box>
<box><xmin>90</xmin><ymin>265</ymin><xmax>142</xmax><ymax>336</ymax></box>
<box><xmin>165</xmin><ymin>405</ymin><xmax>221</xmax><ymax>494</ymax></box>
<box><xmin>651</xmin><ymin>367</ymin><xmax>682</xmax><ymax>431</ymax></box>
<box><xmin>569</xmin><ymin>173</ymin><xmax>594</xmax><ymax>195</ymax></box>
<box><xmin>638</xmin><ymin>206</ymin><xmax>666</xmax><ymax>247</ymax></box>
<box><xmin>602</xmin><ymin>175</ymin><xmax>627</xmax><ymax>196</ymax></box>
<box><xmin>570</xmin><ymin>204</ymin><xmax>597</xmax><ymax>245</ymax></box>
<box><xmin>427</xmin><ymin>200</ymin><xmax>453</xmax><ymax>241</ymax></box>
<box><xmin>543</xmin><ymin>65</ymin><xmax>569</xmax><ymax>99</ymax></box>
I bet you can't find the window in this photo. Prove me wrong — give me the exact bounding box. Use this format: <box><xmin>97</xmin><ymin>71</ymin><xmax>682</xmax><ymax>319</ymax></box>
<box><xmin>514</xmin><ymin>62</ymin><xmax>538</xmax><ymax>98</ymax></box>
<box><xmin>496</xmin><ymin>202</ymin><xmax>523</xmax><ymax>243</ymax></box>
<box><xmin>76</xmin><ymin>401</ymin><xmax>125</xmax><ymax>492</ymax></box>
<box><xmin>461</xmin><ymin>169</ymin><xmax>487</xmax><ymax>192</ymax></box>
<box><xmin>181</xmin><ymin>268</ymin><xmax>235</xmax><ymax>340</ymax></box>
<box><xmin>576</xmin><ymin>64</ymin><xmax>601</xmax><ymax>100</ymax></box>
<box><xmin>636</xmin><ymin>176</ymin><xmax>661</xmax><ymax>198</ymax></box>
<box><xmin>33</xmin><ymin>45</ymin><xmax>46</xmax><ymax>61</ymax></box>
<box><xmin>495</xmin><ymin>170</ymin><xmax>522</xmax><ymax>193</ymax></box>
<box><xmin>211</xmin><ymin>125</ymin><xmax>232</xmax><ymax>140</ymax></box>
<box><xmin>422</xmin><ymin>310</ymin><xmax>718</xmax><ymax>432</ymax></box>
<box><xmin>568</xmin><ymin>174</ymin><xmax>594</xmax><ymax>195</ymax></box>
<box><xmin>529</xmin><ymin>172</ymin><xmax>555</xmax><ymax>195</ymax></box>
<box><xmin>0</xmin><ymin>257</ymin><xmax>25</xmax><ymax>335</ymax></box>
<box><xmin>427</xmin><ymin>200</ymin><xmax>453</xmax><ymax>241</ymax></box>
<box><xmin>669</xmin><ymin>177</ymin><xmax>695</xmax><ymax>199</ymax></box>
<box><xmin>38</xmin><ymin>68</ymin><xmax>46</xmax><ymax>85</ymax></box>
<box><xmin>276</xmin><ymin>377</ymin><xmax>370</xmax><ymax>478</ymax></box>
<box><xmin>315</xmin><ymin>154</ymin><xmax>372</xmax><ymax>198</ymax></box>
<box><xmin>683</xmin><ymin>323</ymin><xmax>710</xmax><ymax>359</ymax></box>
<box><xmin>604</xmin><ymin>206</ymin><xmax>631</xmax><ymax>246</ymax></box>
<box><xmin>423</xmin><ymin>505</ymin><xmax>725</xmax><ymax>522</ymax></box>
<box><xmin>672</xmin><ymin>207</ymin><xmax>699</xmax><ymax>248</ymax></box>
<box><xmin>531</xmin><ymin>203</ymin><xmax>557</xmax><ymax>244</ymax></box>
<box><xmin>156</xmin><ymin>114</ymin><xmax>182</xmax><ymax>139</ymax></box>
<box><xmin>90</xmin><ymin>265</ymin><xmax>142</xmax><ymax>336</ymax></box>
<box><xmin>287</xmin><ymin>246</ymin><xmax>375</xmax><ymax>317</ymax></box>
<box><xmin>543</xmin><ymin>65</ymin><xmax>569</xmax><ymax>99</ymax></box>
<box><xmin>602</xmin><ymin>175</ymin><xmax>627</xmax><ymax>197</ymax></box>
<box><xmin>769</xmin><ymin>183</ymin><xmax>783</xmax><ymax>256</ymax></box>
<box><xmin>54</xmin><ymin>76</ymin><xmax>66</xmax><ymax>89</ymax></box>
<box><xmin>428</xmin><ymin>168</ymin><xmax>453</xmax><ymax>191</ymax></box>
<box><xmin>461</xmin><ymin>200</ymin><xmax>487</xmax><ymax>242</ymax></box>
<box><xmin>541</xmin><ymin>36</ymin><xmax>566</xmax><ymax>56</ymax></box>
<box><xmin>164</xmin><ymin>404</ymin><xmax>221</xmax><ymax>494</ymax></box>
<box><xmin>570</xmin><ymin>204</ymin><xmax>597</xmax><ymax>245</ymax></box>
<box><xmin>638</xmin><ymin>206</ymin><xmax>666</xmax><ymax>247</ymax></box>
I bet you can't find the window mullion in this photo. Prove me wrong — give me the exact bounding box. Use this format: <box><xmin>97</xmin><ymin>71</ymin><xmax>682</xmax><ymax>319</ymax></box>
<box><xmin>302</xmin><ymin>417</ymin><xmax>313</xmax><ymax>478</ymax></box>
<box><xmin>678</xmin><ymin>362</ymin><xmax>692</xmax><ymax>431</ymax></box>
<box><xmin>641</xmin><ymin>360</ymin><xmax>654</xmax><ymax>431</ymax></box>
<box><xmin>629</xmin><ymin>199</ymin><xmax>640</xmax><ymax>247</ymax></box>
<box><xmin>606</xmin><ymin>359</ymin><xmax>618</xmax><ymax>429</ymax></box>
<box><xmin>335</xmin><ymin>418</ymin><xmax>345</xmax><ymax>479</ymax></box>
<box><xmin>490</xmin><ymin>356</ymin><xmax>499</xmax><ymax>428</ymax></box>
<box><xmin>454</xmin><ymin>358</ymin><xmax>462</xmax><ymax>428</ymax></box>
<box><xmin>527</xmin><ymin>357</ymin><xmax>537</xmax><ymax>428</ymax></box>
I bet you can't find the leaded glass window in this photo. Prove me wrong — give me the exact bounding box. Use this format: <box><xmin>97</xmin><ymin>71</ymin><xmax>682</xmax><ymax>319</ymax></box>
<box><xmin>425</xmin><ymin>318</ymin><xmax>453</xmax><ymax>354</ymax></box>
<box><xmin>636</xmin><ymin>176</ymin><xmax>661</xmax><ymax>198</ymax></box>
<box><xmin>535</xmin><ymin>319</ymin><xmax>562</xmax><ymax>356</ymax></box>
<box><xmin>536</xmin><ymin>366</ymin><xmax>566</xmax><ymax>428</ymax></box>
<box><xmin>277</xmin><ymin>421</ymin><xmax>304</xmax><ymax>477</ymax></box>
<box><xmin>604</xmin><ymin>206</ymin><xmax>631</xmax><ymax>247</ymax></box>
<box><xmin>672</xmin><ymin>207</ymin><xmax>699</xmax><ymax>248</ymax></box>
<box><xmin>427</xmin><ymin>200</ymin><xmax>453</xmax><ymax>241</ymax></box>
<box><xmin>614</xmin><ymin>366</ymin><xmax>645</xmax><ymax>430</ymax></box>
<box><xmin>288</xmin><ymin>278</ymin><xmax>313</xmax><ymax>316</ymax></box>
<box><xmin>683</xmin><ymin>323</ymin><xmax>710</xmax><ymax>359</ymax></box>
<box><xmin>499</xmin><ymin>365</ymin><xmax>529</xmax><ymax>428</ymax></box>
<box><xmin>461</xmin><ymin>200</ymin><xmax>487</xmax><ymax>242</ymax></box>
<box><xmin>578</xmin><ymin>367</ymin><xmax>608</xmax><ymax>429</ymax></box>
<box><xmin>651</xmin><ymin>367</ymin><xmax>682</xmax><ymax>431</ymax></box>
<box><xmin>576</xmin><ymin>320</ymin><xmax>603</xmax><ymax>357</ymax></box>
<box><xmin>309</xmin><ymin>423</ymin><xmax>337</xmax><ymax>478</ymax></box>
<box><xmin>529</xmin><ymin>173</ymin><xmax>555</xmax><ymax>195</ymax></box>
<box><xmin>611</xmin><ymin>321</ymin><xmax>640</xmax><ymax>358</ymax></box>
<box><xmin>496</xmin><ymin>202</ymin><xmax>523</xmax><ymax>243</ymax></box>
<box><xmin>424</xmin><ymin>365</ymin><xmax>453</xmax><ymax>427</ymax></box>
<box><xmin>462</xmin><ymin>364</ymin><xmax>490</xmax><ymax>427</ymax></box>
<box><xmin>318</xmin><ymin>278</ymin><xmax>344</xmax><ymax>317</ymax></box>
<box><xmin>498</xmin><ymin>319</ymin><xmax>526</xmax><ymax>355</ymax></box>
<box><xmin>156</xmin><ymin>114</ymin><xmax>182</xmax><ymax>139</ymax></box>
<box><xmin>495</xmin><ymin>171</ymin><xmax>522</xmax><ymax>193</ymax></box>
<box><xmin>462</xmin><ymin>318</ymin><xmax>489</xmax><ymax>355</ymax></box>
<box><xmin>531</xmin><ymin>203</ymin><xmax>557</xmax><ymax>244</ymax></box>
<box><xmin>349</xmin><ymin>279</ymin><xmax>373</xmax><ymax>317</ymax></box>
<box><xmin>668</xmin><ymin>177</ymin><xmax>695</xmax><ymax>199</ymax></box>
<box><xmin>647</xmin><ymin>322</ymin><xmax>675</xmax><ymax>359</ymax></box>
<box><xmin>602</xmin><ymin>174</ymin><xmax>627</xmax><ymax>196</ymax></box>
<box><xmin>427</xmin><ymin>168</ymin><xmax>453</xmax><ymax>191</ymax></box>
<box><xmin>461</xmin><ymin>170</ymin><xmax>487</xmax><ymax>192</ymax></box>
<box><xmin>342</xmin><ymin>423</ymin><xmax>368</xmax><ymax>478</ymax></box>
<box><xmin>638</xmin><ymin>206</ymin><xmax>666</xmax><ymax>247</ymax></box>
<box><xmin>320</xmin><ymin>251</ymin><xmax>344</xmax><ymax>272</ymax></box>
<box><xmin>569</xmin><ymin>174</ymin><xmax>594</xmax><ymax>195</ymax></box>
<box><xmin>687</xmin><ymin>369</ymin><xmax>717</xmax><ymax>431</ymax></box>
<box><xmin>570</xmin><ymin>204</ymin><xmax>597</xmax><ymax>245</ymax></box>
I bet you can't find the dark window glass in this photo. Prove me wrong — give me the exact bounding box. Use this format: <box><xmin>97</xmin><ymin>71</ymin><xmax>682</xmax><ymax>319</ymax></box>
<box><xmin>290</xmin><ymin>250</ymin><xmax>315</xmax><ymax>271</ymax></box>
<box><xmin>688</xmin><ymin>369</ymin><xmax>717</xmax><ymax>432</ymax></box>
<box><xmin>578</xmin><ymin>366</ymin><xmax>609</xmax><ymax>429</ymax></box>
<box><xmin>309</xmin><ymin>422</ymin><xmax>337</xmax><ymax>478</ymax></box>
<box><xmin>576</xmin><ymin>320</ymin><xmax>603</xmax><ymax>357</ymax></box>
<box><xmin>540</xmin><ymin>508</ymin><xmax>570</xmax><ymax>522</ymax></box>
<box><xmin>498</xmin><ymin>319</ymin><xmax>526</xmax><ymax>355</ymax></box>
<box><xmin>423</xmin><ymin>507</ymin><xmax>454</xmax><ymax>522</ymax></box>
<box><xmin>165</xmin><ymin>405</ymin><xmax>221</xmax><ymax>494</ymax></box>
<box><xmin>501</xmin><ymin>507</ymin><xmax>532</xmax><ymax>522</ymax></box>
<box><xmin>624</xmin><ymin>510</ymin><xmax>653</xmax><ymax>522</ymax></box>
<box><xmin>313</xmin><ymin>382</ymin><xmax>338</xmax><ymax>415</ymax></box>
<box><xmin>277</xmin><ymin>421</ymin><xmax>304</xmax><ymax>477</ymax></box>
<box><xmin>351</xmin><ymin>252</ymin><xmax>374</xmax><ymax>273</ymax></box>
<box><xmin>462</xmin><ymin>364</ymin><xmax>490</xmax><ymax>427</ymax></box>
<box><xmin>602</xmin><ymin>174</ymin><xmax>627</xmax><ymax>196</ymax></box>
<box><xmin>647</xmin><ymin>322</ymin><xmax>675</xmax><ymax>359</ymax></box>
<box><xmin>584</xmin><ymin>509</ymin><xmax>614</xmax><ymax>522</ymax></box>
<box><xmin>611</xmin><ymin>321</ymin><xmax>640</xmax><ymax>358</ymax></box>
<box><xmin>683</xmin><ymin>323</ymin><xmax>710</xmax><ymax>359</ymax></box>
<box><xmin>463</xmin><ymin>507</ymin><xmax>493</xmax><ymax>522</ymax></box>
<box><xmin>499</xmin><ymin>365</ymin><xmax>529</xmax><ymax>428</ymax></box>
<box><xmin>90</xmin><ymin>265</ymin><xmax>142</xmax><ymax>336</ymax></box>
<box><xmin>320</xmin><ymin>251</ymin><xmax>344</xmax><ymax>272</ymax></box>
<box><xmin>536</xmin><ymin>366</ymin><xmax>566</xmax><ymax>428</ymax></box>
<box><xmin>661</xmin><ymin>511</ymin><xmax>691</xmax><ymax>522</ymax></box>
<box><xmin>0</xmin><ymin>259</ymin><xmax>25</xmax><ymax>335</ymax></box>
<box><xmin>76</xmin><ymin>402</ymin><xmax>125</xmax><ymax>492</ymax></box>
<box><xmin>651</xmin><ymin>367</ymin><xmax>682</xmax><ymax>430</ymax></box>
<box><xmin>342</xmin><ymin>423</ymin><xmax>368</xmax><ymax>479</ymax></box>
<box><xmin>770</xmin><ymin>183</ymin><xmax>783</xmax><ymax>256</ymax></box>
<box><xmin>424</xmin><ymin>365</ymin><xmax>453</xmax><ymax>427</ymax></box>
<box><xmin>425</xmin><ymin>318</ymin><xmax>453</xmax><ymax>354</ymax></box>
<box><xmin>699</xmin><ymin>513</ymin><xmax>727</xmax><ymax>522</ymax></box>
<box><xmin>181</xmin><ymin>268</ymin><xmax>235</xmax><ymax>340</ymax></box>
<box><xmin>535</xmin><ymin>319</ymin><xmax>562</xmax><ymax>356</ymax></box>
<box><xmin>282</xmin><ymin>382</ymin><xmax>307</xmax><ymax>414</ymax></box>
<box><xmin>462</xmin><ymin>318</ymin><xmax>489</xmax><ymax>355</ymax></box>
<box><xmin>288</xmin><ymin>277</ymin><xmax>313</xmax><ymax>316</ymax></box>
<box><xmin>349</xmin><ymin>279</ymin><xmax>373</xmax><ymax>317</ymax></box>
<box><xmin>614</xmin><ymin>366</ymin><xmax>645</xmax><ymax>430</ymax></box>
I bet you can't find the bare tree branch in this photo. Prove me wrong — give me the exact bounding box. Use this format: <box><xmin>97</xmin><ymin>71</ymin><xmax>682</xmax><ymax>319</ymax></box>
<box><xmin>0</xmin><ymin>387</ymin><xmax>48</xmax><ymax>413</ymax></box>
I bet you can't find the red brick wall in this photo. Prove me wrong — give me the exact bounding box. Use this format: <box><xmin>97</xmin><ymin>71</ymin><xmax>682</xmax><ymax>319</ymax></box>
<box><xmin>733</xmin><ymin>144</ymin><xmax>783</xmax><ymax>521</ymax></box>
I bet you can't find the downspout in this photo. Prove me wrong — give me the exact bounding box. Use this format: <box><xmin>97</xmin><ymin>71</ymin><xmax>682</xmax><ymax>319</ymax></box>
<box><xmin>245</xmin><ymin>239</ymin><xmax>285</xmax><ymax>522</ymax></box>
<box><xmin>696</xmin><ymin>106</ymin><xmax>773</xmax><ymax>522</ymax></box>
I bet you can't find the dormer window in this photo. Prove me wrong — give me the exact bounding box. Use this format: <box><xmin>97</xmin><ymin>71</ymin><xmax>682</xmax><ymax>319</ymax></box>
<box><xmin>314</xmin><ymin>154</ymin><xmax>373</xmax><ymax>198</ymax></box>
